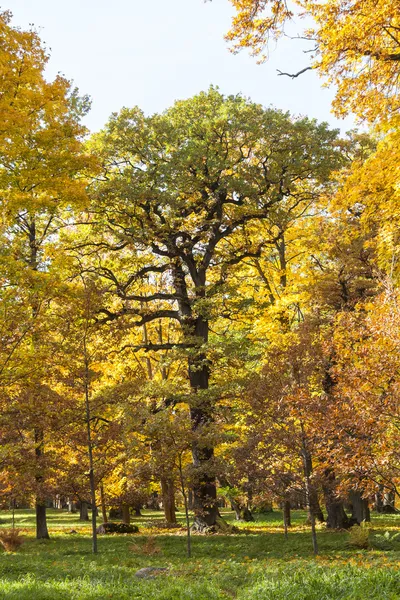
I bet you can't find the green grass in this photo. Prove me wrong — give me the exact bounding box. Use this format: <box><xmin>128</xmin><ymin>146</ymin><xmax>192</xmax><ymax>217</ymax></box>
<box><xmin>0</xmin><ymin>509</ymin><xmax>399</xmax><ymax>599</ymax></box>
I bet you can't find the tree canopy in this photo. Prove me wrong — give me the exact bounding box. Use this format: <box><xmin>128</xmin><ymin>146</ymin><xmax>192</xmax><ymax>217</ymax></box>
<box><xmin>224</xmin><ymin>0</ymin><xmax>400</xmax><ymax>124</ymax></box>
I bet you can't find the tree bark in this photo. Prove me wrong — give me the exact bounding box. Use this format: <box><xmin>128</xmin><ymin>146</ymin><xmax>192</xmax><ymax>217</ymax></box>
<box><xmin>188</xmin><ymin>316</ymin><xmax>220</xmax><ymax>532</ymax></box>
<box><xmin>100</xmin><ymin>483</ymin><xmax>108</xmax><ymax>523</ymax></box>
<box><xmin>83</xmin><ymin>336</ymin><xmax>98</xmax><ymax>554</ymax></box>
<box><xmin>80</xmin><ymin>501</ymin><xmax>89</xmax><ymax>521</ymax></box>
<box><xmin>35</xmin><ymin>428</ymin><xmax>49</xmax><ymax>539</ymax></box>
<box><xmin>161</xmin><ymin>478</ymin><xmax>177</xmax><ymax>523</ymax></box>
<box><xmin>302</xmin><ymin>447</ymin><xmax>324</xmax><ymax>523</ymax></box>
<box><xmin>375</xmin><ymin>486</ymin><xmax>384</xmax><ymax>513</ymax></box>
<box><xmin>383</xmin><ymin>490</ymin><xmax>396</xmax><ymax>513</ymax></box>
<box><xmin>349</xmin><ymin>490</ymin><xmax>370</xmax><ymax>523</ymax></box>
<box><xmin>36</xmin><ymin>503</ymin><xmax>49</xmax><ymax>539</ymax></box>
<box><xmin>323</xmin><ymin>491</ymin><xmax>350</xmax><ymax>529</ymax></box>
<box><xmin>122</xmin><ymin>504</ymin><xmax>130</xmax><ymax>525</ymax></box>
<box><xmin>301</xmin><ymin>426</ymin><xmax>318</xmax><ymax>555</ymax></box>
<box><xmin>322</xmin><ymin>470</ymin><xmax>350</xmax><ymax>529</ymax></box>
<box><xmin>309</xmin><ymin>489</ymin><xmax>325</xmax><ymax>523</ymax></box>
<box><xmin>283</xmin><ymin>500</ymin><xmax>291</xmax><ymax>528</ymax></box>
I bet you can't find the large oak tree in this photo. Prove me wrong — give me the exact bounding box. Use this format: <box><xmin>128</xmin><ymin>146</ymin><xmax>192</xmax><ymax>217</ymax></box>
<box><xmin>82</xmin><ymin>88</ymin><xmax>343</xmax><ymax>529</ymax></box>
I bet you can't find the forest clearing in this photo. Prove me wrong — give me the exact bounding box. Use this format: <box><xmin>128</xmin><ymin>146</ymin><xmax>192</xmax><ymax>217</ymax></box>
<box><xmin>0</xmin><ymin>508</ymin><xmax>399</xmax><ymax>599</ymax></box>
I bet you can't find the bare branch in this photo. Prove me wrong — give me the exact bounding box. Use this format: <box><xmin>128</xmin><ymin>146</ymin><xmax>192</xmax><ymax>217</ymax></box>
<box><xmin>277</xmin><ymin>66</ymin><xmax>313</xmax><ymax>78</ymax></box>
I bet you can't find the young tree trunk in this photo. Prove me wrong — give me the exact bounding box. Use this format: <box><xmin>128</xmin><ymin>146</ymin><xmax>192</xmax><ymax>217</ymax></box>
<box><xmin>349</xmin><ymin>490</ymin><xmax>370</xmax><ymax>523</ymax></box>
<box><xmin>35</xmin><ymin>428</ymin><xmax>49</xmax><ymax>540</ymax></box>
<box><xmin>283</xmin><ymin>500</ymin><xmax>291</xmax><ymax>540</ymax></box>
<box><xmin>80</xmin><ymin>501</ymin><xmax>89</xmax><ymax>521</ymax></box>
<box><xmin>133</xmin><ymin>503</ymin><xmax>142</xmax><ymax>516</ymax></box>
<box><xmin>178</xmin><ymin>454</ymin><xmax>191</xmax><ymax>558</ymax></box>
<box><xmin>161</xmin><ymin>478</ymin><xmax>177</xmax><ymax>523</ymax></box>
<box><xmin>100</xmin><ymin>483</ymin><xmax>108</xmax><ymax>523</ymax></box>
<box><xmin>83</xmin><ymin>332</ymin><xmax>97</xmax><ymax>554</ymax></box>
<box><xmin>283</xmin><ymin>500</ymin><xmax>291</xmax><ymax>528</ymax></box>
<box><xmin>301</xmin><ymin>427</ymin><xmax>318</xmax><ymax>555</ymax></box>
<box><xmin>302</xmin><ymin>448</ymin><xmax>324</xmax><ymax>523</ymax></box>
<box><xmin>11</xmin><ymin>499</ymin><xmax>16</xmax><ymax>530</ymax></box>
<box><xmin>122</xmin><ymin>504</ymin><xmax>130</xmax><ymax>525</ymax></box>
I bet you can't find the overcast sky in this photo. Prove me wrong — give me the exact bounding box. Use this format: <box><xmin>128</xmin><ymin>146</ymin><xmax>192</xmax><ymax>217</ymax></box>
<box><xmin>4</xmin><ymin>0</ymin><xmax>356</xmax><ymax>133</ymax></box>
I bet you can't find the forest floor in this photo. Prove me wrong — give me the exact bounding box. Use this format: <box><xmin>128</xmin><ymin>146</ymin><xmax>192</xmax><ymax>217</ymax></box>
<box><xmin>0</xmin><ymin>508</ymin><xmax>399</xmax><ymax>599</ymax></box>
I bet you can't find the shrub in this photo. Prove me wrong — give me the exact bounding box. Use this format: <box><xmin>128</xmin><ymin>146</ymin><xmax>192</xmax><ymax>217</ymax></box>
<box><xmin>0</xmin><ymin>529</ymin><xmax>24</xmax><ymax>552</ymax></box>
<box><xmin>346</xmin><ymin>524</ymin><xmax>370</xmax><ymax>549</ymax></box>
<box><xmin>96</xmin><ymin>522</ymin><xmax>139</xmax><ymax>534</ymax></box>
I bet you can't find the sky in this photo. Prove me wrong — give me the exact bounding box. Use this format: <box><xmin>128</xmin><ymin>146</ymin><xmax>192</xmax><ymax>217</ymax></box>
<box><xmin>4</xmin><ymin>0</ymin><xmax>357</xmax><ymax>133</ymax></box>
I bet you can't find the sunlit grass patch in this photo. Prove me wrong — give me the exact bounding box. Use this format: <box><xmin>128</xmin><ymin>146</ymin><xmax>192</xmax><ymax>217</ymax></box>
<box><xmin>0</xmin><ymin>509</ymin><xmax>398</xmax><ymax>599</ymax></box>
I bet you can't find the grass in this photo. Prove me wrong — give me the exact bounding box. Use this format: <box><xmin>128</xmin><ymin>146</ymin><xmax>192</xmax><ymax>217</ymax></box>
<box><xmin>0</xmin><ymin>509</ymin><xmax>398</xmax><ymax>599</ymax></box>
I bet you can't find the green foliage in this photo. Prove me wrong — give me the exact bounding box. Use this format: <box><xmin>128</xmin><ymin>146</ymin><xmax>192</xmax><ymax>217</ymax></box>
<box><xmin>371</xmin><ymin>530</ymin><xmax>400</xmax><ymax>551</ymax></box>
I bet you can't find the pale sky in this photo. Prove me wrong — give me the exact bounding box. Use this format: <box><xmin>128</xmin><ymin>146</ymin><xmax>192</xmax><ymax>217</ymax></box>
<box><xmin>4</xmin><ymin>0</ymin><xmax>356</xmax><ymax>133</ymax></box>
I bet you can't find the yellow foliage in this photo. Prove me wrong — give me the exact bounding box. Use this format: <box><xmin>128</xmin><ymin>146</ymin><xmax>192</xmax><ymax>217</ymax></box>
<box><xmin>225</xmin><ymin>0</ymin><xmax>400</xmax><ymax>124</ymax></box>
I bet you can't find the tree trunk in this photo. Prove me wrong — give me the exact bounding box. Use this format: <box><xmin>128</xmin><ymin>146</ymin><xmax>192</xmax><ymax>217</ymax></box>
<box><xmin>36</xmin><ymin>503</ymin><xmax>50</xmax><ymax>539</ymax></box>
<box><xmin>349</xmin><ymin>490</ymin><xmax>370</xmax><ymax>523</ymax></box>
<box><xmin>147</xmin><ymin>492</ymin><xmax>160</xmax><ymax>510</ymax></box>
<box><xmin>283</xmin><ymin>500</ymin><xmax>291</xmax><ymax>528</ymax></box>
<box><xmin>35</xmin><ymin>428</ymin><xmax>49</xmax><ymax>540</ymax></box>
<box><xmin>133</xmin><ymin>504</ymin><xmax>142</xmax><ymax>516</ymax></box>
<box><xmin>178</xmin><ymin>454</ymin><xmax>192</xmax><ymax>558</ymax></box>
<box><xmin>301</xmin><ymin>427</ymin><xmax>318</xmax><ymax>555</ymax></box>
<box><xmin>189</xmin><ymin>316</ymin><xmax>220</xmax><ymax>532</ymax></box>
<box><xmin>302</xmin><ymin>448</ymin><xmax>324</xmax><ymax>523</ymax></box>
<box><xmin>122</xmin><ymin>504</ymin><xmax>130</xmax><ymax>525</ymax></box>
<box><xmin>232</xmin><ymin>501</ymin><xmax>241</xmax><ymax>520</ymax></box>
<box><xmin>383</xmin><ymin>490</ymin><xmax>396</xmax><ymax>513</ymax></box>
<box><xmin>375</xmin><ymin>486</ymin><xmax>384</xmax><ymax>513</ymax></box>
<box><xmin>322</xmin><ymin>470</ymin><xmax>350</xmax><ymax>529</ymax></box>
<box><xmin>309</xmin><ymin>489</ymin><xmax>325</xmax><ymax>523</ymax></box>
<box><xmin>230</xmin><ymin>498</ymin><xmax>254</xmax><ymax>521</ymax></box>
<box><xmin>80</xmin><ymin>501</ymin><xmax>89</xmax><ymax>521</ymax></box>
<box><xmin>100</xmin><ymin>484</ymin><xmax>108</xmax><ymax>523</ymax></box>
<box><xmin>161</xmin><ymin>478</ymin><xmax>177</xmax><ymax>523</ymax></box>
<box><xmin>323</xmin><ymin>492</ymin><xmax>350</xmax><ymax>529</ymax></box>
<box><xmin>84</xmin><ymin>338</ymin><xmax>98</xmax><ymax>554</ymax></box>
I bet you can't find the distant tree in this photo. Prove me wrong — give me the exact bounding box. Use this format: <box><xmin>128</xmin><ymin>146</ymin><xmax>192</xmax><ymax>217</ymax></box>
<box><xmin>0</xmin><ymin>10</ymin><xmax>93</xmax><ymax>538</ymax></box>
